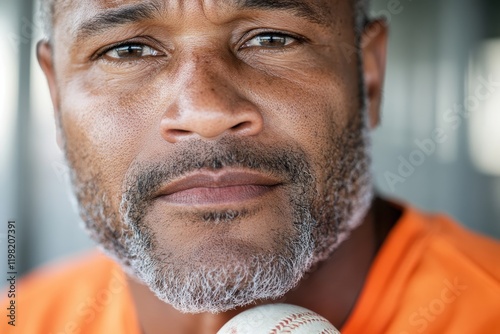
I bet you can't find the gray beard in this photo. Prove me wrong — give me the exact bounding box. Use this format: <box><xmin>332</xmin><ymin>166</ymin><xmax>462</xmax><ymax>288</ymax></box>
<box><xmin>120</xmin><ymin>197</ymin><xmax>316</xmax><ymax>313</ymax></box>
<box><xmin>66</xmin><ymin>110</ymin><xmax>373</xmax><ymax>314</ymax></box>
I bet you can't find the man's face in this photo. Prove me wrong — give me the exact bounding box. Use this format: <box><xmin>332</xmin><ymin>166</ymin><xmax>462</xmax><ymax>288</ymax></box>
<box><xmin>39</xmin><ymin>0</ymin><xmax>384</xmax><ymax>313</ymax></box>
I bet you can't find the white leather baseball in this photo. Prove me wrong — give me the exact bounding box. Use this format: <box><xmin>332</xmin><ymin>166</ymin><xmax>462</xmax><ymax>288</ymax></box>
<box><xmin>216</xmin><ymin>303</ymin><xmax>341</xmax><ymax>334</ymax></box>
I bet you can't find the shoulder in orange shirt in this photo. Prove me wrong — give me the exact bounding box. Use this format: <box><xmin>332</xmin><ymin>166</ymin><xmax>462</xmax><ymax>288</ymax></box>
<box><xmin>342</xmin><ymin>206</ymin><xmax>500</xmax><ymax>334</ymax></box>
<box><xmin>0</xmin><ymin>252</ymin><xmax>141</xmax><ymax>334</ymax></box>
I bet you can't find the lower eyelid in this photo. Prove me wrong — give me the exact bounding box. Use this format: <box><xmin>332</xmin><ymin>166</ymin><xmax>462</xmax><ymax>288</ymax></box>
<box><xmin>97</xmin><ymin>56</ymin><xmax>167</xmax><ymax>70</ymax></box>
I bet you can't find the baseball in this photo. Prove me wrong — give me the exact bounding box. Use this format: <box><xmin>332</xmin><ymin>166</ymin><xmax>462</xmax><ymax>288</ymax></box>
<box><xmin>216</xmin><ymin>303</ymin><xmax>341</xmax><ymax>334</ymax></box>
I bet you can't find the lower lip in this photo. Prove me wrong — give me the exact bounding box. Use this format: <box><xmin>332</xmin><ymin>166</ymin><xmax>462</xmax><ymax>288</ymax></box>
<box><xmin>158</xmin><ymin>185</ymin><xmax>275</xmax><ymax>206</ymax></box>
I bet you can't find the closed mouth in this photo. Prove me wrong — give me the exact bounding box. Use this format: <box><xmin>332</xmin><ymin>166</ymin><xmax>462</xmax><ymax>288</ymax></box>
<box><xmin>154</xmin><ymin>169</ymin><xmax>282</xmax><ymax>206</ymax></box>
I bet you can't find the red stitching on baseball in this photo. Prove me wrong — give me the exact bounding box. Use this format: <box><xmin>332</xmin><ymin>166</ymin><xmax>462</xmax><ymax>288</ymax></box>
<box><xmin>269</xmin><ymin>312</ymin><xmax>333</xmax><ymax>334</ymax></box>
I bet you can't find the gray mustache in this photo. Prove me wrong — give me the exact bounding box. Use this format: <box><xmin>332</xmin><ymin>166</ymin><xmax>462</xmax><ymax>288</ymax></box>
<box><xmin>122</xmin><ymin>137</ymin><xmax>315</xmax><ymax>203</ymax></box>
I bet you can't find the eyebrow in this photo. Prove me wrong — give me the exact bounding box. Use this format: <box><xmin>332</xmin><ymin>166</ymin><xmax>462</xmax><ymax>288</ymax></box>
<box><xmin>237</xmin><ymin>0</ymin><xmax>329</xmax><ymax>26</ymax></box>
<box><xmin>76</xmin><ymin>2</ymin><xmax>163</xmax><ymax>40</ymax></box>
<box><xmin>76</xmin><ymin>0</ymin><xmax>329</xmax><ymax>41</ymax></box>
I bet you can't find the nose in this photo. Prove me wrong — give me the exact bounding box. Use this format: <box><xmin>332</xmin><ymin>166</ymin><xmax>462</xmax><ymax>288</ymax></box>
<box><xmin>160</xmin><ymin>62</ymin><xmax>264</xmax><ymax>143</ymax></box>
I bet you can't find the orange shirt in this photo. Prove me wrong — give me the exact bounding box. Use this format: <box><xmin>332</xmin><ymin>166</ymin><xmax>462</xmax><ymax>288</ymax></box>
<box><xmin>342</xmin><ymin>206</ymin><xmax>500</xmax><ymax>334</ymax></box>
<box><xmin>1</xmin><ymin>252</ymin><xmax>140</xmax><ymax>334</ymax></box>
<box><xmin>2</xmin><ymin>206</ymin><xmax>500</xmax><ymax>333</ymax></box>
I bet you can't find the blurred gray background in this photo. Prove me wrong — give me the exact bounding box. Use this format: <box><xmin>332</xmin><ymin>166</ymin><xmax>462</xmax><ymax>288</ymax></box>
<box><xmin>1</xmin><ymin>0</ymin><xmax>500</xmax><ymax>288</ymax></box>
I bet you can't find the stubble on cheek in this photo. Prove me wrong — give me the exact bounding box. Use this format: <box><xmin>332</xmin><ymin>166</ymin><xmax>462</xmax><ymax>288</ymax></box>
<box><xmin>58</xmin><ymin>99</ymin><xmax>140</xmax><ymax>261</ymax></box>
<box><xmin>57</xmin><ymin>74</ymin><xmax>157</xmax><ymax>217</ymax></box>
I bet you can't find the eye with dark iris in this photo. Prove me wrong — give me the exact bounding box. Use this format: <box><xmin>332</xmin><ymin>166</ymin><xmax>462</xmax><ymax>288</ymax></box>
<box><xmin>103</xmin><ymin>44</ymin><xmax>161</xmax><ymax>59</ymax></box>
<box><xmin>243</xmin><ymin>33</ymin><xmax>298</xmax><ymax>49</ymax></box>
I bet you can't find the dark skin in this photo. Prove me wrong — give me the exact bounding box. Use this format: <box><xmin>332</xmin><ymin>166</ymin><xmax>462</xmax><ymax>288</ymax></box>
<box><xmin>37</xmin><ymin>0</ymin><xmax>394</xmax><ymax>333</ymax></box>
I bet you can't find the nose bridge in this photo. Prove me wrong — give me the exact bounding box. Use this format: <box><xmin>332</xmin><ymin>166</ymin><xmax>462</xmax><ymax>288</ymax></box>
<box><xmin>160</xmin><ymin>49</ymin><xmax>264</xmax><ymax>143</ymax></box>
<box><xmin>182</xmin><ymin>52</ymin><xmax>233</xmax><ymax>110</ymax></box>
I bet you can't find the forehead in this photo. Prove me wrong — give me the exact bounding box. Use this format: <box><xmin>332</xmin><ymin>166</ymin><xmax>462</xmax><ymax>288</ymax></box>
<box><xmin>53</xmin><ymin>0</ymin><xmax>341</xmax><ymax>31</ymax></box>
<box><xmin>57</xmin><ymin>0</ymin><xmax>336</xmax><ymax>11</ymax></box>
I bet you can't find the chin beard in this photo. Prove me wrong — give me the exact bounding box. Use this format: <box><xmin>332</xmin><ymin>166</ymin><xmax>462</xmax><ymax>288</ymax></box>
<box><xmin>120</xmin><ymin>208</ymin><xmax>316</xmax><ymax>313</ymax></box>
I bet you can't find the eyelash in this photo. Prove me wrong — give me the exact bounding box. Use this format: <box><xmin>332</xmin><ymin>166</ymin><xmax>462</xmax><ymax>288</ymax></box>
<box><xmin>94</xmin><ymin>31</ymin><xmax>306</xmax><ymax>62</ymax></box>
<box><xmin>94</xmin><ymin>40</ymin><xmax>163</xmax><ymax>61</ymax></box>
<box><xmin>239</xmin><ymin>31</ymin><xmax>306</xmax><ymax>50</ymax></box>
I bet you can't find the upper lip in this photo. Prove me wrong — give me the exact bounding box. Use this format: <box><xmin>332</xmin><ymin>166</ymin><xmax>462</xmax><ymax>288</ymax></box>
<box><xmin>154</xmin><ymin>169</ymin><xmax>282</xmax><ymax>198</ymax></box>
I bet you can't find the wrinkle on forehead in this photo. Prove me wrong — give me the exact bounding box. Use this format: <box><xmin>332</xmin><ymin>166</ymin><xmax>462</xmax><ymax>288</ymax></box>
<box><xmin>56</xmin><ymin>0</ymin><xmax>339</xmax><ymax>31</ymax></box>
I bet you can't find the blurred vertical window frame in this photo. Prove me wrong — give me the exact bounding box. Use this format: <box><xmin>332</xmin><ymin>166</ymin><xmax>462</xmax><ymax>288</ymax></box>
<box><xmin>0</xmin><ymin>14</ymin><xmax>20</xmax><ymax>163</ymax></box>
<box><xmin>468</xmin><ymin>39</ymin><xmax>500</xmax><ymax>176</ymax></box>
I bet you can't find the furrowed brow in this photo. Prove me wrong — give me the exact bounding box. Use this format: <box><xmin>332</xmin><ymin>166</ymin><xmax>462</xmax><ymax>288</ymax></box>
<box><xmin>74</xmin><ymin>0</ymin><xmax>330</xmax><ymax>42</ymax></box>
<box><xmin>237</xmin><ymin>0</ymin><xmax>330</xmax><ymax>27</ymax></box>
<box><xmin>76</xmin><ymin>2</ymin><xmax>163</xmax><ymax>41</ymax></box>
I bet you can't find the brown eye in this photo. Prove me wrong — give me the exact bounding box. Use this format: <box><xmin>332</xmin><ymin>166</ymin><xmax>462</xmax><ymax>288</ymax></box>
<box><xmin>243</xmin><ymin>33</ymin><xmax>297</xmax><ymax>49</ymax></box>
<box><xmin>104</xmin><ymin>44</ymin><xmax>161</xmax><ymax>59</ymax></box>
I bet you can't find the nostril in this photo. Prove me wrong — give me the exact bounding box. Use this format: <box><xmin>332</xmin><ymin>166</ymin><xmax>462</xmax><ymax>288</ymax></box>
<box><xmin>231</xmin><ymin>120</ymin><xmax>263</xmax><ymax>136</ymax></box>
<box><xmin>161</xmin><ymin>99</ymin><xmax>264</xmax><ymax>141</ymax></box>
<box><xmin>168</xmin><ymin>129</ymin><xmax>191</xmax><ymax>136</ymax></box>
<box><xmin>164</xmin><ymin>129</ymin><xmax>192</xmax><ymax>142</ymax></box>
<box><xmin>231</xmin><ymin>121</ymin><xmax>249</xmax><ymax>131</ymax></box>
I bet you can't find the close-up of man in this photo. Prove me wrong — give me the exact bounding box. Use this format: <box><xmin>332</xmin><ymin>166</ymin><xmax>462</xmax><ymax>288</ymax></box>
<box><xmin>1</xmin><ymin>0</ymin><xmax>500</xmax><ymax>333</ymax></box>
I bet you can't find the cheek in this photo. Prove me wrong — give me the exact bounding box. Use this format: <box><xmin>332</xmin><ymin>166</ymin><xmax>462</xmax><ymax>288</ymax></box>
<box><xmin>59</xmin><ymin>77</ymin><xmax>162</xmax><ymax>201</ymax></box>
<box><xmin>251</xmin><ymin>52</ymin><xmax>359</xmax><ymax>171</ymax></box>
<box><xmin>256</xmin><ymin>64</ymin><xmax>360</xmax><ymax>206</ymax></box>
